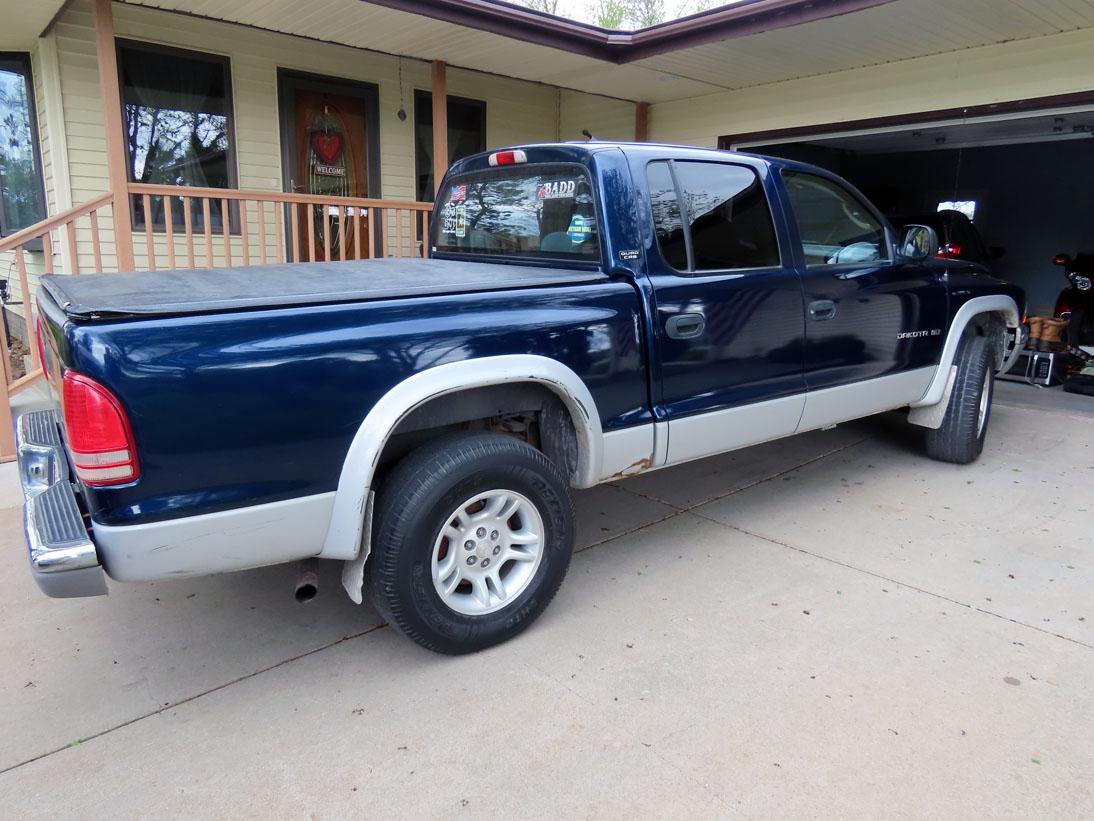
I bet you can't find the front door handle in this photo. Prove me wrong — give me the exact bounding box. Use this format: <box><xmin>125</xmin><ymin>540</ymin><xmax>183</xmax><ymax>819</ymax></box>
<box><xmin>808</xmin><ymin>299</ymin><xmax>837</xmax><ymax>321</ymax></box>
<box><xmin>665</xmin><ymin>312</ymin><xmax>706</xmax><ymax>340</ymax></box>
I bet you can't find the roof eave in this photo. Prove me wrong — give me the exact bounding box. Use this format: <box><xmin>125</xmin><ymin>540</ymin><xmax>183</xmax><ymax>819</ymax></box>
<box><xmin>362</xmin><ymin>0</ymin><xmax>899</xmax><ymax>64</ymax></box>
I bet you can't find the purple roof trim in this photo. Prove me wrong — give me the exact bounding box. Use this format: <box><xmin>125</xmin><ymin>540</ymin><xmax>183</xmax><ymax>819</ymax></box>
<box><xmin>363</xmin><ymin>0</ymin><xmax>899</xmax><ymax>64</ymax></box>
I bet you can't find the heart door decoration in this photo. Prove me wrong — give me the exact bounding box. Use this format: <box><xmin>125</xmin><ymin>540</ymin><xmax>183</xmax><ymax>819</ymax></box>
<box><xmin>313</xmin><ymin>132</ymin><xmax>343</xmax><ymax>165</ymax></box>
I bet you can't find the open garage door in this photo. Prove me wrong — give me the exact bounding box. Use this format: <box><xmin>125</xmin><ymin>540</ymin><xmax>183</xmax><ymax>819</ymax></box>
<box><xmin>722</xmin><ymin>97</ymin><xmax>1094</xmax><ymax>319</ymax></box>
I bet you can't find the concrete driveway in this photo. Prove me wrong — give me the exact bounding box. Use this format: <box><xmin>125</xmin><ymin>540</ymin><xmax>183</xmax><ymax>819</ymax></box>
<box><xmin>1</xmin><ymin>396</ymin><xmax>1092</xmax><ymax>817</ymax></box>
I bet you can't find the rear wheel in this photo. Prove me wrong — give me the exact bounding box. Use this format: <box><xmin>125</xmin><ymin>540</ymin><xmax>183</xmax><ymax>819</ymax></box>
<box><xmin>924</xmin><ymin>334</ymin><xmax>994</xmax><ymax>464</ymax></box>
<box><xmin>367</xmin><ymin>431</ymin><xmax>574</xmax><ymax>654</ymax></box>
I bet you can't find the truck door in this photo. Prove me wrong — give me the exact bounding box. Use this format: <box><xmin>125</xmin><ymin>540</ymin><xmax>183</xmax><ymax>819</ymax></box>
<box><xmin>777</xmin><ymin>169</ymin><xmax>948</xmax><ymax>426</ymax></box>
<box><xmin>642</xmin><ymin>158</ymin><xmax>807</xmax><ymax>466</ymax></box>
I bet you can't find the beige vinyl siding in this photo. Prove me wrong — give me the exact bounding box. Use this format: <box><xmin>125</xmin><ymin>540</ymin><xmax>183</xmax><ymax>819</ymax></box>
<box><xmin>560</xmin><ymin>90</ymin><xmax>636</xmax><ymax>143</ymax></box>
<box><xmin>649</xmin><ymin>26</ymin><xmax>1094</xmax><ymax>148</ymax></box>
<box><xmin>46</xmin><ymin>0</ymin><xmax>635</xmax><ymax>271</ymax></box>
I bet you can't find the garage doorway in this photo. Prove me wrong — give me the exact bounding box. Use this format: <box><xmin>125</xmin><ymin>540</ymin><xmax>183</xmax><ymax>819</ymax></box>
<box><xmin>722</xmin><ymin>93</ymin><xmax>1094</xmax><ymax>317</ymax></box>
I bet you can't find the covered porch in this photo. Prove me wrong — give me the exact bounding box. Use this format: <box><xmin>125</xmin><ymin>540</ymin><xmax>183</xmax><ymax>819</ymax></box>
<box><xmin>0</xmin><ymin>0</ymin><xmax>648</xmax><ymax>458</ymax></box>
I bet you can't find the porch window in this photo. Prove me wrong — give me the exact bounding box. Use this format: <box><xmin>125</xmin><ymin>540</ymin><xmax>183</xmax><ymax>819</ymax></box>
<box><xmin>414</xmin><ymin>91</ymin><xmax>486</xmax><ymax>202</ymax></box>
<box><xmin>0</xmin><ymin>53</ymin><xmax>47</xmax><ymax>236</ymax></box>
<box><xmin>117</xmin><ymin>40</ymin><xmax>237</xmax><ymax>231</ymax></box>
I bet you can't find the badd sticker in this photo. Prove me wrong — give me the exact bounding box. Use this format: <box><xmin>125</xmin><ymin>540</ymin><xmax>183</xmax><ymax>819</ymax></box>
<box><xmin>537</xmin><ymin>180</ymin><xmax>577</xmax><ymax>200</ymax></box>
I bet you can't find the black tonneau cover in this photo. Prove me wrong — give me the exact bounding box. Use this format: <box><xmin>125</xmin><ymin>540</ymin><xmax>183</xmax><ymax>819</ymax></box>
<box><xmin>41</xmin><ymin>257</ymin><xmax>607</xmax><ymax>320</ymax></box>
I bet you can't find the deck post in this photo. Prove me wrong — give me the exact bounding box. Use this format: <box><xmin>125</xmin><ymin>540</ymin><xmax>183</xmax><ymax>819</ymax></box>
<box><xmin>0</xmin><ymin>306</ymin><xmax>15</xmax><ymax>463</ymax></box>
<box><xmin>635</xmin><ymin>102</ymin><xmax>650</xmax><ymax>142</ymax></box>
<box><xmin>431</xmin><ymin>61</ymin><xmax>448</xmax><ymax>198</ymax></box>
<box><xmin>94</xmin><ymin>0</ymin><xmax>136</xmax><ymax>272</ymax></box>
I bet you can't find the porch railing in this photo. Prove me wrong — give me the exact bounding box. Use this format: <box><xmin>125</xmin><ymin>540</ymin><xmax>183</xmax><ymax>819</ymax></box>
<box><xmin>127</xmin><ymin>184</ymin><xmax>432</xmax><ymax>270</ymax></box>
<box><xmin>0</xmin><ymin>185</ymin><xmax>435</xmax><ymax>460</ymax></box>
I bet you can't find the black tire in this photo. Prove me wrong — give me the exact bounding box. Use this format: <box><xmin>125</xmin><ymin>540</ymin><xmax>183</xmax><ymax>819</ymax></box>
<box><xmin>924</xmin><ymin>334</ymin><xmax>995</xmax><ymax>464</ymax></box>
<box><xmin>366</xmin><ymin>431</ymin><xmax>574</xmax><ymax>654</ymax></box>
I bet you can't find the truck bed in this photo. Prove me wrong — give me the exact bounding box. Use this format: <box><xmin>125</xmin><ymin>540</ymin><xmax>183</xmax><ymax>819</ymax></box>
<box><xmin>41</xmin><ymin>257</ymin><xmax>607</xmax><ymax>320</ymax></box>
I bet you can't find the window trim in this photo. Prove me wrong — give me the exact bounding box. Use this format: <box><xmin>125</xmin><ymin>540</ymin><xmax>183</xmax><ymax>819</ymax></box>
<box><xmin>0</xmin><ymin>52</ymin><xmax>48</xmax><ymax>242</ymax></box>
<box><xmin>413</xmin><ymin>89</ymin><xmax>487</xmax><ymax>203</ymax></box>
<box><xmin>780</xmin><ymin>168</ymin><xmax>893</xmax><ymax>269</ymax></box>
<box><xmin>115</xmin><ymin>38</ymin><xmax>239</xmax><ymax>233</ymax></box>
<box><xmin>645</xmin><ymin>158</ymin><xmax>784</xmax><ymax>278</ymax></box>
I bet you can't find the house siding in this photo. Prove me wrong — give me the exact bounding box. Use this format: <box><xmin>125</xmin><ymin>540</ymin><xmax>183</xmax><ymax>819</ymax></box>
<box><xmin>648</xmin><ymin>27</ymin><xmax>1094</xmax><ymax>148</ymax></box>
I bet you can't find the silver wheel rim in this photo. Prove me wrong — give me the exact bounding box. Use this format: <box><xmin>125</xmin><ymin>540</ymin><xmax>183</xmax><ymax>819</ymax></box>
<box><xmin>431</xmin><ymin>489</ymin><xmax>545</xmax><ymax>616</ymax></box>
<box><xmin>977</xmin><ymin>369</ymin><xmax>991</xmax><ymax>435</ymax></box>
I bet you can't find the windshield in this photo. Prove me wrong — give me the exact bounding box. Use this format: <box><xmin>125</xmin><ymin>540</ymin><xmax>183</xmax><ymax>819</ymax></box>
<box><xmin>432</xmin><ymin>163</ymin><xmax>601</xmax><ymax>262</ymax></box>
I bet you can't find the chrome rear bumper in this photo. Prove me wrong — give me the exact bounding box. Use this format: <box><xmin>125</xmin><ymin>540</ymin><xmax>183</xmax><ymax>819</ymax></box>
<box><xmin>17</xmin><ymin>409</ymin><xmax>107</xmax><ymax>597</ymax></box>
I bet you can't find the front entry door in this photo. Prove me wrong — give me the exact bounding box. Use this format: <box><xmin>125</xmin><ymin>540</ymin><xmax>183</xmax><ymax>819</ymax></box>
<box><xmin>279</xmin><ymin>72</ymin><xmax>379</xmax><ymax>261</ymax></box>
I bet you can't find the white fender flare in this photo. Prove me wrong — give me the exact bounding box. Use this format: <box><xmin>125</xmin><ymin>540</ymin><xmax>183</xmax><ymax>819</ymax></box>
<box><xmin>910</xmin><ymin>295</ymin><xmax>1020</xmax><ymax>409</ymax></box>
<box><xmin>321</xmin><ymin>355</ymin><xmax>604</xmax><ymax>566</ymax></box>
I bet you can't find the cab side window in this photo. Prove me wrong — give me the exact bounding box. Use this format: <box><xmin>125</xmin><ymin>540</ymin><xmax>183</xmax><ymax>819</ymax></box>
<box><xmin>647</xmin><ymin>161</ymin><xmax>688</xmax><ymax>270</ymax></box>
<box><xmin>783</xmin><ymin>170</ymin><xmax>889</xmax><ymax>265</ymax></box>
<box><xmin>647</xmin><ymin>160</ymin><xmax>780</xmax><ymax>272</ymax></box>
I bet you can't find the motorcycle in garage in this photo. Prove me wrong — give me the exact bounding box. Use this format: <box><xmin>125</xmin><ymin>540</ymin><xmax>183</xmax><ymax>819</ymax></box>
<box><xmin>1052</xmin><ymin>253</ymin><xmax>1094</xmax><ymax>395</ymax></box>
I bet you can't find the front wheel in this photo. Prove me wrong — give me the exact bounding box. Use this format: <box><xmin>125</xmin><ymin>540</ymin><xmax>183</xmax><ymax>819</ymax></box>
<box><xmin>924</xmin><ymin>334</ymin><xmax>995</xmax><ymax>464</ymax></box>
<box><xmin>367</xmin><ymin>431</ymin><xmax>574</xmax><ymax>654</ymax></box>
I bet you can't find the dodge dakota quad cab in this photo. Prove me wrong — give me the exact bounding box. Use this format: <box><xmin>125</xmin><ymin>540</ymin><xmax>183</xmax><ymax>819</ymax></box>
<box><xmin>20</xmin><ymin>142</ymin><xmax>1024</xmax><ymax>653</ymax></box>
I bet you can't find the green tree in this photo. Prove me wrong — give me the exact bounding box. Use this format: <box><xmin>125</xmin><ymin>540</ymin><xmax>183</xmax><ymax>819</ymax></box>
<box><xmin>627</xmin><ymin>0</ymin><xmax>665</xmax><ymax>27</ymax></box>
<box><xmin>521</xmin><ymin>0</ymin><xmax>561</xmax><ymax>13</ymax></box>
<box><xmin>594</xmin><ymin>0</ymin><xmax>628</xmax><ymax>27</ymax></box>
<box><xmin>517</xmin><ymin>0</ymin><xmax>714</xmax><ymax>28</ymax></box>
<box><xmin>595</xmin><ymin>0</ymin><xmax>665</xmax><ymax>28</ymax></box>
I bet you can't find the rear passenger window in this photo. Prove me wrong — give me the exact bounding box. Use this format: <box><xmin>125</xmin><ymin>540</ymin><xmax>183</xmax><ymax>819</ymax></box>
<box><xmin>783</xmin><ymin>171</ymin><xmax>888</xmax><ymax>265</ymax></box>
<box><xmin>647</xmin><ymin>160</ymin><xmax>779</xmax><ymax>272</ymax></box>
<box><xmin>674</xmin><ymin>162</ymin><xmax>780</xmax><ymax>271</ymax></box>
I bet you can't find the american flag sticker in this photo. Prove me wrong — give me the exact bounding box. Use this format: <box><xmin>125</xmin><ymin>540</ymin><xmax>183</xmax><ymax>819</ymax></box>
<box><xmin>451</xmin><ymin>184</ymin><xmax>467</xmax><ymax>202</ymax></box>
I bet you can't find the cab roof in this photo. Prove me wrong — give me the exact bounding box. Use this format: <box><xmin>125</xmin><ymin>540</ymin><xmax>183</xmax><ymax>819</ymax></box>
<box><xmin>447</xmin><ymin>140</ymin><xmax>812</xmax><ymax>176</ymax></box>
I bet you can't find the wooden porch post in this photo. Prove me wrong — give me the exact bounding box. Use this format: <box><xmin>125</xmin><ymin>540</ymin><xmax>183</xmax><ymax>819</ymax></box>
<box><xmin>635</xmin><ymin>102</ymin><xmax>650</xmax><ymax>143</ymax></box>
<box><xmin>431</xmin><ymin>61</ymin><xmax>448</xmax><ymax>197</ymax></box>
<box><xmin>0</xmin><ymin>307</ymin><xmax>16</xmax><ymax>462</ymax></box>
<box><xmin>94</xmin><ymin>0</ymin><xmax>136</xmax><ymax>272</ymax></box>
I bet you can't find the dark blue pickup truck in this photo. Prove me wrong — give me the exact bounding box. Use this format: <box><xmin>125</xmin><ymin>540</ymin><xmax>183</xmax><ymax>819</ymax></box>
<box><xmin>20</xmin><ymin>142</ymin><xmax>1024</xmax><ymax>652</ymax></box>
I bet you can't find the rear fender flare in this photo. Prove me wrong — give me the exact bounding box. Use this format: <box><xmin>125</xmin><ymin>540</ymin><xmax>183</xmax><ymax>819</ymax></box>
<box><xmin>321</xmin><ymin>355</ymin><xmax>603</xmax><ymax>562</ymax></box>
<box><xmin>910</xmin><ymin>295</ymin><xmax>1020</xmax><ymax>408</ymax></box>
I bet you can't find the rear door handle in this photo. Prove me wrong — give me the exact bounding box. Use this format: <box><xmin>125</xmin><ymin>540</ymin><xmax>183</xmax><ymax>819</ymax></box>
<box><xmin>808</xmin><ymin>299</ymin><xmax>837</xmax><ymax>321</ymax></box>
<box><xmin>665</xmin><ymin>312</ymin><xmax>706</xmax><ymax>340</ymax></box>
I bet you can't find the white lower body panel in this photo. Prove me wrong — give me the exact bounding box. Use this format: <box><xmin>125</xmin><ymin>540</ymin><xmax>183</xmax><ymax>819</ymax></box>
<box><xmin>797</xmin><ymin>367</ymin><xmax>934</xmax><ymax>432</ymax></box>
<box><xmin>659</xmin><ymin>367</ymin><xmax>934</xmax><ymax>470</ymax></box>
<box><xmin>665</xmin><ymin>393</ymin><xmax>805</xmax><ymax>468</ymax></box>
<box><xmin>93</xmin><ymin>492</ymin><xmax>335</xmax><ymax>581</ymax></box>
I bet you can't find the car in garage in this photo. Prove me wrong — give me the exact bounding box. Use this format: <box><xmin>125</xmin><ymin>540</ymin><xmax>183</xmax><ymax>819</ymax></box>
<box><xmin>889</xmin><ymin>209</ymin><xmax>1004</xmax><ymax>268</ymax></box>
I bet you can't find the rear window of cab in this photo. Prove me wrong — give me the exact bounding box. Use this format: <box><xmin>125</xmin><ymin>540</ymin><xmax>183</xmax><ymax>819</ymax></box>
<box><xmin>432</xmin><ymin>163</ymin><xmax>601</xmax><ymax>262</ymax></box>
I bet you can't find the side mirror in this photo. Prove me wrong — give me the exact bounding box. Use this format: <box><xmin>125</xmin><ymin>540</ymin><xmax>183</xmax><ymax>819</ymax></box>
<box><xmin>898</xmin><ymin>224</ymin><xmax>939</xmax><ymax>262</ymax></box>
<box><xmin>989</xmin><ymin>246</ymin><xmax>1006</xmax><ymax>260</ymax></box>
<box><xmin>1054</xmin><ymin>253</ymin><xmax>1071</xmax><ymax>266</ymax></box>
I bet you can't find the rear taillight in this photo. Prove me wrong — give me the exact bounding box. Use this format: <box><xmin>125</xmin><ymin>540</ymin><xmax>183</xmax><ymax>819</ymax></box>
<box><xmin>61</xmin><ymin>372</ymin><xmax>140</xmax><ymax>486</ymax></box>
<box><xmin>936</xmin><ymin>243</ymin><xmax>963</xmax><ymax>259</ymax></box>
